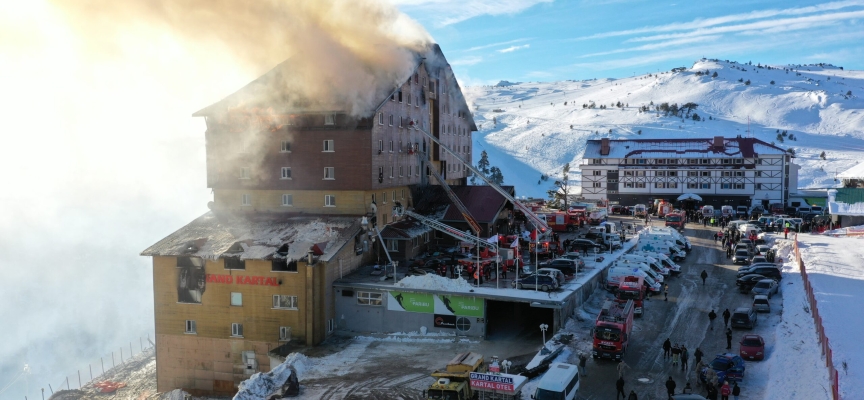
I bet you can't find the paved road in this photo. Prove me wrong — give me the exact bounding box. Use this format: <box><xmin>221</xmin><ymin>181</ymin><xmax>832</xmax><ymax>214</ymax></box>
<box><xmin>576</xmin><ymin>216</ymin><xmax>748</xmax><ymax>400</ymax></box>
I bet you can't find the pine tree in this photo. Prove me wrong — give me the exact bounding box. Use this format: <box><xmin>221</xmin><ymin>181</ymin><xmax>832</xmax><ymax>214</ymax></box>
<box><xmin>477</xmin><ymin>150</ymin><xmax>491</xmax><ymax>176</ymax></box>
<box><xmin>546</xmin><ymin>163</ymin><xmax>571</xmax><ymax>210</ymax></box>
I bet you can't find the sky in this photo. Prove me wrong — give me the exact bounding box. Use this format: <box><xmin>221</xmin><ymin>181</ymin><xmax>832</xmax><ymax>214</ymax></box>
<box><xmin>0</xmin><ymin>0</ymin><xmax>861</xmax><ymax>398</ymax></box>
<box><xmin>395</xmin><ymin>0</ymin><xmax>864</xmax><ymax>85</ymax></box>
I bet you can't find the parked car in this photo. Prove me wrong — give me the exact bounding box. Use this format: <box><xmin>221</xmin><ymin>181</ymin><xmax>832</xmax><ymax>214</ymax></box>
<box><xmin>755</xmin><ymin>244</ymin><xmax>771</xmax><ymax>255</ymax></box>
<box><xmin>536</xmin><ymin>268</ymin><xmax>567</xmax><ymax>286</ymax></box>
<box><xmin>751</xmin><ymin>279</ymin><xmax>779</xmax><ymax>298</ymax></box>
<box><xmin>700</xmin><ymin>353</ymin><xmax>746</xmax><ymax>383</ymax></box>
<box><xmin>737</xmin><ymin>265</ymin><xmax>782</xmax><ymax>280</ymax></box>
<box><xmin>539</xmin><ymin>258</ymin><xmax>579</xmax><ymax>275</ymax></box>
<box><xmin>752</xmin><ymin>294</ymin><xmax>771</xmax><ymax>313</ymax></box>
<box><xmin>610</xmin><ymin>205</ymin><xmax>624</xmax><ymax>214</ymax></box>
<box><xmin>512</xmin><ymin>274</ymin><xmax>559</xmax><ymax>291</ymax></box>
<box><xmin>732</xmin><ymin>249</ymin><xmax>751</xmax><ymax>264</ymax></box>
<box><xmin>739</xmin><ymin>334</ymin><xmax>766</xmax><ymax>361</ymax></box>
<box><xmin>750</xmin><ymin>255</ymin><xmax>768</xmax><ymax>264</ymax></box>
<box><xmin>558</xmin><ymin>252</ymin><xmax>586</xmax><ymax>270</ymax></box>
<box><xmin>569</xmin><ymin>239</ymin><xmax>603</xmax><ymax>253</ymax></box>
<box><xmin>737</xmin><ymin>274</ymin><xmax>769</xmax><ymax>293</ymax></box>
<box><xmin>731</xmin><ymin>307</ymin><xmax>758</xmax><ymax>329</ymax></box>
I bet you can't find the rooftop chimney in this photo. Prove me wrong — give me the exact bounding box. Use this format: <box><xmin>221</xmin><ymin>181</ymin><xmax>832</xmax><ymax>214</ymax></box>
<box><xmin>600</xmin><ymin>138</ymin><xmax>610</xmax><ymax>156</ymax></box>
<box><xmin>713</xmin><ymin>136</ymin><xmax>724</xmax><ymax>149</ymax></box>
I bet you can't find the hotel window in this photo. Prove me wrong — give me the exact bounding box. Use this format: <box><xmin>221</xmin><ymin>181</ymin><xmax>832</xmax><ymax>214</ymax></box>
<box><xmin>668</xmin><ymin>183</ymin><xmax>678</xmax><ymax>188</ymax></box>
<box><xmin>625</xmin><ymin>183</ymin><xmax>634</xmax><ymax>188</ymax></box>
<box><xmin>272</xmin><ymin>258</ymin><xmax>297</xmax><ymax>272</ymax></box>
<box><xmin>655</xmin><ymin>182</ymin><xmax>665</xmax><ymax>188</ymax></box>
<box><xmin>279</xmin><ymin>327</ymin><xmax>291</xmax><ymax>342</ymax></box>
<box><xmin>734</xmin><ymin>159</ymin><xmax>743</xmax><ymax>164</ymax></box>
<box><xmin>323</xmin><ymin>140</ymin><xmax>334</xmax><ymax>152</ymax></box>
<box><xmin>386</xmin><ymin>239</ymin><xmax>399</xmax><ymax>251</ymax></box>
<box><xmin>399</xmin><ymin>166</ymin><xmax>404</xmax><ymax>177</ymax></box>
<box><xmin>668</xmin><ymin>159</ymin><xmax>677</xmax><ymax>164</ymax></box>
<box><xmin>591</xmin><ymin>159</ymin><xmax>602</xmax><ymax>165</ymax></box>
<box><xmin>230</xmin><ymin>292</ymin><xmax>242</xmax><ymax>307</ymax></box>
<box><xmin>231</xmin><ymin>323</ymin><xmax>243</xmax><ymax>337</ymax></box>
<box><xmin>668</xmin><ymin>171</ymin><xmax>677</xmax><ymax>177</ymax></box>
<box><xmin>701</xmin><ymin>171</ymin><xmax>711</xmax><ymax>177</ymax></box>
<box><xmin>734</xmin><ymin>183</ymin><xmax>744</xmax><ymax>189</ymax></box>
<box><xmin>273</xmin><ymin>295</ymin><xmax>299</xmax><ymax>310</ymax></box>
<box><xmin>281</xmin><ymin>194</ymin><xmax>293</xmax><ymax>207</ymax></box>
<box><xmin>593</xmin><ymin>170</ymin><xmax>601</xmax><ymax>176</ymax></box>
<box><xmin>756</xmin><ymin>183</ymin><xmax>763</xmax><ymax>190</ymax></box>
<box><xmin>401</xmin><ymin>189</ymin><xmax>405</xmax><ymax>199</ymax></box>
<box><xmin>371</xmin><ymin>193</ymin><xmax>376</xmax><ymax>203</ymax></box>
<box><xmin>378</xmin><ymin>140</ymin><xmax>384</xmax><ymax>152</ymax></box>
<box><xmin>415</xmin><ymin>96</ymin><xmax>419</xmax><ymax>107</ymax></box>
<box><xmin>378</xmin><ymin>113</ymin><xmax>384</xmax><ymax>125</ymax></box>
<box><xmin>754</xmin><ymin>158</ymin><xmax>762</xmax><ymax>164</ymax></box>
<box><xmin>624</xmin><ymin>171</ymin><xmax>633</xmax><ymax>176</ymax></box>
<box><xmin>735</xmin><ymin>171</ymin><xmax>744</xmax><ymax>177</ymax></box>
<box><xmin>687</xmin><ymin>183</ymin><xmax>698</xmax><ymax>189</ymax></box>
<box><xmin>635</xmin><ymin>183</ymin><xmax>646</xmax><ymax>188</ymax></box>
<box><xmin>280</xmin><ymin>141</ymin><xmax>291</xmax><ymax>152</ymax></box>
<box><xmin>224</xmin><ymin>257</ymin><xmax>245</xmax><ymax>270</ymax></box>
<box><xmin>638</xmin><ymin>159</ymin><xmax>646</xmax><ymax>164</ymax></box>
<box><xmin>241</xmin><ymin>194</ymin><xmax>251</xmax><ymax>206</ymax></box>
<box><xmin>383</xmin><ymin>192</ymin><xmax>387</xmax><ymax>204</ymax></box>
<box><xmin>324</xmin><ymin>167</ymin><xmax>335</xmax><ymax>180</ymax></box>
<box><xmin>398</xmin><ymin>90</ymin><xmax>403</xmax><ymax>102</ymax></box>
<box><xmin>657</xmin><ymin>159</ymin><xmax>666</xmax><ymax>164</ymax></box>
<box><xmin>407</xmin><ymin>94</ymin><xmax>412</xmax><ymax>105</ymax></box>
<box><xmin>687</xmin><ymin>171</ymin><xmax>698</xmax><ymax>177</ymax></box>
<box><xmin>390</xmin><ymin>166</ymin><xmax>394</xmax><ymax>178</ymax></box>
<box><xmin>281</xmin><ymin>167</ymin><xmax>291</xmax><ymax>179</ymax></box>
<box><xmin>357</xmin><ymin>291</ymin><xmax>382</xmax><ymax>306</ymax></box>
<box><xmin>688</xmin><ymin>159</ymin><xmax>698</xmax><ymax>164</ymax></box>
<box><xmin>755</xmin><ymin>171</ymin><xmax>763</xmax><ymax>177</ymax></box>
<box><xmin>722</xmin><ymin>159</ymin><xmax>731</xmax><ymax>164</ymax></box>
<box><xmin>722</xmin><ymin>171</ymin><xmax>732</xmax><ymax>177</ymax></box>
<box><xmin>389</xmin><ymin>115</ymin><xmax>394</xmax><ymax>126</ymax></box>
<box><xmin>324</xmin><ymin>114</ymin><xmax>335</xmax><ymax>125</ymax></box>
<box><xmin>415</xmin><ymin>165</ymin><xmax>420</xmax><ymax>176</ymax></box>
<box><xmin>393</xmin><ymin>190</ymin><xmax>397</xmax><ymax>202</ymax></box>
<box><xmin>389</xmin><ymin>140</ymin><xmax>394</xmax><ymax>152</ymax></box>
<box><xmin>185</xmin><ymin>320</ymin><xmax>196</xmax><ymax>334</ymax></box>
<box><xmin>701</xmin><ymin>183</ymin><xmax>711</xmax><ymax>189</ymax></box>
<box><xmin>325</xmin><ymin>195</ymin><xmax>336</xmax><ymax>207</ymax></box>
<box><xmin>327</xmin><ymin>319</ymin><xmax>335</xmax><ymax>334</ymax></box>
<box><xmin>593</xmin><ymin>182</ymin><xmax>601</xmax><ymax>188</ymax></box>
<box><xmin>656</xmin><ymin>171</ymin><xmax>666</xmax><ymax>177</ymax></box>
<box><xmin>722</xmin><ymin>183</ymin><xmax>731</xmax><ymax>189</ymax></box>
<box><xmin>240</xmin><ymin>167</ymin><xmax>250</xmax><ymax>179</ymax></box>
<box><xmin>700</xmin><ymin>159</ymin><xmax>710</xmax><ymax>164</ymax></box>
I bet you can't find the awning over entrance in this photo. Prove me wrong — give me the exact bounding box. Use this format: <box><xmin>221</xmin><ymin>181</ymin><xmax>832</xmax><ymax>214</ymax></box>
<box><xmin>804</xmin><ymin>197</ymin><xmax>827</xmax><ymax>207</ymax></box>
<box><xmin>677</xmin><ymin>193</ymin><xmax>703</xmax><ymax>201</ymax></box>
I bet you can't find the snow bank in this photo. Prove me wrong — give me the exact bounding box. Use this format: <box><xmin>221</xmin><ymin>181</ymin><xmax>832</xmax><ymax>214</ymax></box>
<box><xmin>394</xmin><ymin>274</ymin><xmax>474</xmax><ymax>292</ymax></box>
<box><xmin>234</xmin><ymin>353</ymin><xmax>308</xmax><ymax>400</ymax></box>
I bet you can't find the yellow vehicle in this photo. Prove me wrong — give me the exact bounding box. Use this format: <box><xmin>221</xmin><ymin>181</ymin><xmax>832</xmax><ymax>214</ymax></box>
<box><xmin>425</xmin><ymin>352</ymin><xmax>485</xmax><ymax>400</ymax></box>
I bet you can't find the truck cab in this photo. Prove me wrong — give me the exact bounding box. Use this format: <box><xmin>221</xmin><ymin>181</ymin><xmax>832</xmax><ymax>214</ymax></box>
<box><xmin>616</xmin><ymin>275</ymin><xmax>645</xmax><ymax>316</ymax></box>
<box><xmin>592</xmin><ymin>300</ymin><xmax>635</xmax><ymax>359</ymax></box>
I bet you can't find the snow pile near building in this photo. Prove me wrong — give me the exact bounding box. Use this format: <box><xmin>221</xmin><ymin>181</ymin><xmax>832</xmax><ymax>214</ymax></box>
<box><xmin>395</xmin><ymin>274</ymin><xmax>474</xmax><ymax>292</ymax></box>
<box><xmin>234</xmin><ymin>353</ymin><xmax>308</xmax><ymax>400</ymax></box>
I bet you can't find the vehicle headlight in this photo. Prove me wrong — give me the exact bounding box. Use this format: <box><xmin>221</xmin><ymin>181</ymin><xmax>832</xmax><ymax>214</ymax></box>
<box><xmin>756</xmin><ymin>351</ymin><xmax>763</xmax><ymax>355</ymax></box>
<box><xmin>741</xmin><ymin>350</ymin><xmax>748</xmax><ymax>354</ymax></box>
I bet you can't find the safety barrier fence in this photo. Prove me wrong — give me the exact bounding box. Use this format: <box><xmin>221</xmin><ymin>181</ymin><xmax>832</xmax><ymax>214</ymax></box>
<box><xmin>793</xmin><ymin>236</ymin><xmax>840</xmax><ymax>400</ymax></box>
<box><xmin>14</xmin><ymin>334</ymin><xmax>155</xmax><ymax>400</ymax></box>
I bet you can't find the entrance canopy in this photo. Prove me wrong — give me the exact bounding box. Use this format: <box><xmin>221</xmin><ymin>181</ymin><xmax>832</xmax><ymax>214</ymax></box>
<box><xmin>677</xmin><ymin>193</ymin><xmax>703</xmax><ymax>201</ymax></box>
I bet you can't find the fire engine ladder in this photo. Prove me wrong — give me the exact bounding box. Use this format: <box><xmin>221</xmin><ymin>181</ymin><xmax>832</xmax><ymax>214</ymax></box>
<box><xmin>394</xmin><ymin>205</ymin><xmax>497</xmax><ymax>252</ymax></box>
<box><xmin>412</xmin><ymin>125</ymin><xmax>551</xmax><ymax>235</ymax></box>
<box><xmin>370</xmin><ymin>224</ymin><xmax>397</xmax><ymax>279</ymax></box>
<box><xmin>412</xmin><ymin>149</ymin><xmax>482</xmax><ymax>236</ymax></box>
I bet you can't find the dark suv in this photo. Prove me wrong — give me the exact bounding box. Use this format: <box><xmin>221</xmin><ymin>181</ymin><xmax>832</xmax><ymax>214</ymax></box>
<box><xmin>736</xmin><ymin>264</ymin><xmax>782</xmax><ymax>280</ymax></box>
<box><xmin>512</xmin><ymin>274</ymin><xmax>559</xmax><ymax>291</ymax></box>
<box><xmin>731</xmin><ymin>307</ymin><xmax>758</xmax><ymax>329</ymax></box>
<box><xmin>539</xmin><ymin>259</ymin><xmax>579</xmax><ymax>275</ymax></box>
<box><xmin>569</xmin><ymin>239</ymin><xmax>603</xmax><ymax>253</ymax></box>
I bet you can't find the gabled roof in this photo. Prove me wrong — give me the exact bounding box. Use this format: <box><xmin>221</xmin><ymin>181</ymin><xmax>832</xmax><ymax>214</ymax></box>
<box><xmin>585</xmin><ymin>137</ymin><xmax>786</xmax><ymax>159</ymax></box>
<box><xmin>379</xmin><ymin>219</ymin><xmax>431</xmax><ymax>240</ymax></box>
<box><xmin>837</xmin><ymin>162</ymin><xmax>864</xmax><ymax>179</ymax></box>
<box><xmin>141</xmin><ymin>211</ymin><xmax>360</xmax><ymax>262</ymax></box>
<box><xmin>441</xmin><ymin>185</ymin><xmax>513</xmax><ymax>224</ymax></box>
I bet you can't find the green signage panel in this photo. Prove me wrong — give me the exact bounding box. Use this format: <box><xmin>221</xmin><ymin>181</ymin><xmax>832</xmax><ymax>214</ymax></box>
<box><xmin>439</xmin><ymin>295</ymin><xmax>485</xmax><ymax>317</ymax></box>
<box><xmin>387</xmin><ymin>291</ymin><xmax>435</xmax><ymax>313</ymax></box>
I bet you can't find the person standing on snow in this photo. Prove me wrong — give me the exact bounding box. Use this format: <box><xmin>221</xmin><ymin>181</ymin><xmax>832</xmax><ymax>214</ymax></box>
<box><xmin>665</xmin><ymin>376</ymin><xmax>677</xmax><ymax>399</ymax></box>
<box><xmin>694</xmin><ymin>347</ymin><xmax>704</xmax><ymax>365</ymax></box>
<box><xmin>732</xmin><ymin>382</ymin><xmax>741</xmax><ymax>400</ymax></box>
<box><xmin>708</xmin><ymin>309</ymin><xmax>717</xmax><ymax>331</ymax></box>
<box><xmin>701</xmin><ymin>270</ymin><xmax>708</xmax><ymax>286</ymax></box>
<box><xmin>628</xmin><ymin>390</ymin><xmax>638</xmax><ymax>400</ymax></box>
<box><xmin>578</xmin><ymin>352</ymin><xmax>588</xmax><ymax>377</ymax></box>
<box><xmin>663</xmin><ymin>338</ymin><xmax>672</xmax><ymax>359</ymax></box>
<box><xmin>720</xmin><ymin>381</ymin><xmax>732</xmax><ymax>400</ymax></box>
<box><xmin>616</xmin><ymin>376</ymin><xmax>626</xmax><ymax>400</ymax></box>
<box><xmin>722</xmin><ymin>308</ymin><xmax>731</xmax><ymax>327</ymax></box>
<box><xmin>671</xmin><ymin>344</ymin><xmax>681</xmax><ymax>367</ymax></box>
<box><xmin>617</xmin><ymin>360</ymin><xmax>630</xmax><ymax>378</ymax></box>
<box><xmin>726</xmin><ymin>327</ymin><xmax>733</xmax><ymax>350</ymax></box>
<box><xmin>680</xmin><ymin>345</ymin><xmax>689</xmax><ymax>371</ymax></box>
<box><xmin>664</xmin><ymin>284</ymin><xmax>669</xmax><ymax>301</ymax></box>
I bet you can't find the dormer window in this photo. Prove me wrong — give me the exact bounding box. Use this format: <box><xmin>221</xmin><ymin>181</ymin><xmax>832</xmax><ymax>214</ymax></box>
<box><xmin>324</xmin><ymin>114</ymin><xmax>335</xmax><ymax>126</ymax></box>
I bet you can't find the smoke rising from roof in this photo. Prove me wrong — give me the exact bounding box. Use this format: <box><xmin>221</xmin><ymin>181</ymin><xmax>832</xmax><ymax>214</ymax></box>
<box><xmin>53</xmin><ymin>0</ymin><xmax>434</xmax><ymax>117</ymax></box>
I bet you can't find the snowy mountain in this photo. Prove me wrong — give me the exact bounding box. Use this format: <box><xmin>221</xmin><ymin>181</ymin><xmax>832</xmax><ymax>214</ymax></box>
<box><xmin>465</xmin><ymin>59</ymin><xmax>864</xmax><ymax>198</ymax></box>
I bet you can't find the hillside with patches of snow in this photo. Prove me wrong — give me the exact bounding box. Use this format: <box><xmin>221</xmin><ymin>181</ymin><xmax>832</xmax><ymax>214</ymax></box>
<box><xmin>465</xmin><ymin>59</ymin><xmax>864</xmax><ymax>198</ymax></box>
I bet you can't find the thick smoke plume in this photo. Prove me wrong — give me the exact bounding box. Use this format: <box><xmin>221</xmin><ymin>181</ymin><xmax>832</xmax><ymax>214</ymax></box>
<box><xmin>52</xmin><ymin>0</ymin><xmax>434</xmax><ymax>116</ymax></box>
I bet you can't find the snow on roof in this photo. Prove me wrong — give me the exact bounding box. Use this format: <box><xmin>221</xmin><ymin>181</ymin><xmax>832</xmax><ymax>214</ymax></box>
<box><xmin>395</xmin><ymin>274</ymin><xmax>475</xmax><ymax>292</ymax></box>
<box><xmin>837</xmin><ymin>162</ymin><xmax>864</xmax><ymax>179</ymax></box>
<box><xmin>141</xmin><ymin>211</ymin><xmax>360</xmax><ymax>262</ymax></box>
<box><xmin>585</xmin><ymin>137</ymin><xmax>786</xmax><ymax>159</ymax></box>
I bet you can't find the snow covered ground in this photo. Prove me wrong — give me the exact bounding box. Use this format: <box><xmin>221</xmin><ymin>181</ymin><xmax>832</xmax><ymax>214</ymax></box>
<box><xmin>464</xmin><ymin>60</ymin><xmax>864</xmax><ymax>198</ymax></box>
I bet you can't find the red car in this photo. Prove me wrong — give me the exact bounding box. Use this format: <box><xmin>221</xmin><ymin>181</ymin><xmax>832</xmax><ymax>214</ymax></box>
<box><xmin>739</xmin><ymin>334</ymin><xmax>766</xmax><ymax>361</ymax></box>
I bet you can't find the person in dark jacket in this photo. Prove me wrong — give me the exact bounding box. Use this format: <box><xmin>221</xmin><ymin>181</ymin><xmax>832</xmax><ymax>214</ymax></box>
<box><xmin>663</xmin><ymin>338</ymin><xmax>672</xmax><ymax>359</ymax></box>
<box><xmin>665</xmin><ymin>376</ymin><xmax>676</xmax><ymax>399</ymax></box>
<box><xmin>616</xmin><ymin>376</ymin><xmax>626</xmax><ymax>400</ymax></box>
<box><xmin>680</xmin><ymin>345</ymin><xmax>689</xmax><ymax>371</ymax></box>
<box><xmin>723</xmin><ymin>308</ymin><xmax>731</xmax><ymax>327</ymax></box>
<box><xmin>694</xmin><ymin>347</ymin><xmax>704</xmax><ymax>365</ymax></box>
<box><xmin>726</xmin><ymin>327</ymin><xmax>733</xmax><ymax>349</ymax></box>
<box><xmin>709</xmin><ymin>309</ymin><xmax>717</xmax><ymax>330</ymax></box>
<box><xmin>732</xmin><ymin>382</ymin><xmax>741</xmax><ymax>400</ymax></box>
<box><xmin>701</xmin><ymin>269</ymin><xmax>708</xmax><ymax>286</ymax></box>
<box><xmin>628</xmin><ymin>390</ymin><xmax>638</xmax><ymax>400</ymax></box>
<box><xmin>707</xmin><ymin>383</ymin><xmax>719</xmax><ymax>400</ymax></box>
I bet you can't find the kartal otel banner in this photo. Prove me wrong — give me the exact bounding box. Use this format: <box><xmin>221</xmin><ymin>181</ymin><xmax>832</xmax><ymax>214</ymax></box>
<box><xmin>386</xmin><ymin>291</ymin><xmax>484</xmax><ymax>317</ymax></box>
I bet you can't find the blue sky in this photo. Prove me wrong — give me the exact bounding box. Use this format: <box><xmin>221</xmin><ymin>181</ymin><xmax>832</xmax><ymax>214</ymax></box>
<box><xmin>395</xmin><ymin>0</ymin><xmax>864</xmax><ymax>84</ymax></box>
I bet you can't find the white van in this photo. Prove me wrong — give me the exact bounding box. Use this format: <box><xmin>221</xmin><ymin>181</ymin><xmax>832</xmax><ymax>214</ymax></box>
<box><xmin>632</xmin><ymin>251</ymin><xmax>682</xmax><ymax>274</ymax></box>
<box><xmin>607</xmin><ymin>265</ymin><xmax>661</xmax><ymax>293</ymax></box>
<box><xmin>636</xmin><ymin>239</ymin><xmax>686</xmax><ymax>261</ymax></box>
<box><xmin>701</xmin><ymin>205</ymin><xmax>714</xmax><ymax>218</ymax></box>
<box><xmin>533</xmin><ymin>363</ymin><xmax>579</xmax><ymax>400</ymax></box>
<box><xmin>721</xmin><ymin>205</ymin><xmax>734</xmax><ymax>218</ymax></box>
<box><xmin>620</xmin><ymin>254</ymin><xmax>670</xmax><ymax>276</ymax></box>
<box><xmin>613</xmin><ymin>259</ymin><xmax>664</xmax><ymax>283</ymax></box>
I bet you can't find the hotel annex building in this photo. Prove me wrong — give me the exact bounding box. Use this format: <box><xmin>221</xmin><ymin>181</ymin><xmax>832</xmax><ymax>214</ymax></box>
<box><xmin>579</xmin><ymin>136</ymin><xmax>798</xmax><ymax>209</ymax></box>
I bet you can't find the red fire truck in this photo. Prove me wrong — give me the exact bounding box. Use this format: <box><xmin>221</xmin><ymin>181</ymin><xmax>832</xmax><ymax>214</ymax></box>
<box><xmin>664</xmin><ymin>212</ymin><xmax>686</xmax><ymax>230</ymax></box>
<box><xmin>592</xmin><ymin>299</ymin><xmax>635</xmax><ymax>360</ymax></box>
<box><xmin>615</xmin><ymin>276</ymin><xmax>645</xmax><ymax>317</ymax></box>
<box><xmin>543</xmin><ymin>211</ymin><xmax>584</xmax><ymax>233</ymax></box>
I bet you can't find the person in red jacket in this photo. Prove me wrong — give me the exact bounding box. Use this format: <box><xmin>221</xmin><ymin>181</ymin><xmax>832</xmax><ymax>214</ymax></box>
<box><xmin>720</xmin><ymin>381</ymin><xmax>732</xmax><ymax>400</ymax></box>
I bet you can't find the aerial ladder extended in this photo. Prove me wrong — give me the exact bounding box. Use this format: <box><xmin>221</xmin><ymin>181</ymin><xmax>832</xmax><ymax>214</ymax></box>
<box><xmin>393</xmin><ymin>202</ymin><xmax>497</xmax><ymax>253</ymax></box>
<box><xmin>409</xmin><ymin>122</ymin><xmax>551</xmax><ymax>235</ymax></box>
<box><xmin>412</xmin><ymin>148</ymin><xmax>482</xmax><ymax>235</ymax></box>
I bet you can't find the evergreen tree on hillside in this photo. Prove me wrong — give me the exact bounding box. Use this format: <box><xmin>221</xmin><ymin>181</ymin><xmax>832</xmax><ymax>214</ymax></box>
<box><xmin>546</xmin><ymin>163</ymin><xmax>571</xmax><ymax>210</ymax></box>
<box><xmin>489</xmin><ymin>167</ymin><xmax>504</xmax><ymax>185</ymax></box>
<box><xmin>776</xmin><ymin>133</ymin><xmax>784</xmax><ymax>143</ymax></box>
<box><xmin>477</xmin><ymin>150</ymin><xmax>491</xmax><ymax>176</ymax></box>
